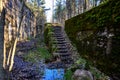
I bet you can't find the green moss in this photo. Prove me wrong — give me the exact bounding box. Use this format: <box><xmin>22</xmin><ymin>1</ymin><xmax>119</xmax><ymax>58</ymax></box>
<box><xmin>44</xmin><ymin>23</ymin><xmax>58</xmax><ymax>53</ymax></box>
<box><xmin>23</xmin><ymin>51</ymin><xmax>40</xmax><ymax>63</ymax></box>
<box><xmin>89</xmin><ymin>66</ymin><xmax>110</xmax><ymax>80</ymax></box>
<box><xmin>44</xmin><ymin>23</ymin><xmax>53</xmax><ymax>45</ymax></box>
<box><xmin>64</xmin><ymin>57</ymin><xmax>110</xmax><ymax>80</ymax></box>
<box><xmin>65</xmin><ymin>0</ymin><xmax>120</xmax><ymax>77</ymax></box>
<box><xmin>36</xmin><ymin>47</ymin><xmax>52</xmax><ymax>59</ymax></box>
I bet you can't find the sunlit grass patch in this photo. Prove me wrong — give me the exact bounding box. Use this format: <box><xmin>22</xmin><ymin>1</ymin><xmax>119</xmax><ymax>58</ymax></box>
<box><xmin>36</xmin><ymin>47</ymin><xmax>52</xmax><ymax>60</ymax></box>
<box><xmin>23</xmin><ymin>47</ymin><xmax>52</xmax><ymax>63</ymax></box>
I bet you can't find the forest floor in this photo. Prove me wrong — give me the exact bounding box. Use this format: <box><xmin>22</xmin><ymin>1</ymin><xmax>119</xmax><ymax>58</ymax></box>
<box><xmin>8</xmin><ymin>33</ymin><xmax>66</xmax><ymax>80</ymax></box>
<box><xmin>8</xmin><ymin>26</ymin><xmax>111</xmax><ymax>80</ymax></box>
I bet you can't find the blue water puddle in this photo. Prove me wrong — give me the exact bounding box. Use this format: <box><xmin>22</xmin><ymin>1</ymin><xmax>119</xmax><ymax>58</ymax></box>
<box><xmin>42</xmin><ymin>68</ymin><xmax>65</xmax><ymax>80</ymax></box>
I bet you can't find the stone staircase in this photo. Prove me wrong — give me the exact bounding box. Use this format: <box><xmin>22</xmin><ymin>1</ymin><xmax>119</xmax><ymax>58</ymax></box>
<box><xmin>51</xmin><ymin>26</ymin><xmax>73</xmax><ymax>65</ymax></box>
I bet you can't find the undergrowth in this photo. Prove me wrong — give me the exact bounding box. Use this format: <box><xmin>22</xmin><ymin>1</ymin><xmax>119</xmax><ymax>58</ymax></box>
<box><xmin>64</xmin><ymin>57</ymin><xmax>110</xmax><ymax>80</ymax></box>
<box><xmin>64</xmin><ymin>69</ymin><xmax>73</xmax><ymax>80</ymax></box>
<box><xmin>23</xmin><ymin>47</ymin><xmax>52</xmax><ymax>63</ymax></box>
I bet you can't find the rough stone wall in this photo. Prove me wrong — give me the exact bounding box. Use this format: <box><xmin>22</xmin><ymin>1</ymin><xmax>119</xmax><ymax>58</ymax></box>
<box><xmin>65</xmin><ymin>0</ymin><xmax>120</xmax><ymax>78</ymax></box>
<box><xmin>0</xmin><ymin>6</ymin><xmax>5</xmax><ymax>80</ymax></box>
<box><xmin>4</xmin><ymin>0</ymin><xmax>36</xmax><ymax>43</ymax></box>
<box><xmin>0</xmin><ymin>23</ymin><xmax>4</xmax><ymax>79</ymax></box>
<box><xmin>0</xmin><ymin>23</ymin><xmax>4</xmax><ymax>80</ymax></box>
<box><xmin>0</xmin><ymin>0</ymin><xmax>37</xmax><ymax>78</ymax></box>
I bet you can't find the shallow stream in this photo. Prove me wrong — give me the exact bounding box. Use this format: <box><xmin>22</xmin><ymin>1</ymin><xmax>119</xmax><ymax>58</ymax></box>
<box><xmin>42</xmin><ymin>68</ymin><xmax>65</xmax><ymax>80</ymax></box>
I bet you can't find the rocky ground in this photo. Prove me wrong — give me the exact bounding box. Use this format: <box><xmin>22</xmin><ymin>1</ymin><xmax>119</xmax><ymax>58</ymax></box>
<box><xmin>9</xmin><ymin>56</ymin><xmax>45</xmax><ymax>80</ymax></box>
<box><xmin>8</xmin><ymin>38</ymin><xmax>46</xmax><ymax>80</ymax></box>
<box><xmin>8</xmin><ymin>26</ymin><xmax>111</xmax><ymax>80</ymax></box>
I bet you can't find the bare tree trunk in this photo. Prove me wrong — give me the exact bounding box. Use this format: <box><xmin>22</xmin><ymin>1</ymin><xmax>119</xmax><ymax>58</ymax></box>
<box><xmin>92</xmin><ymin>0</ymin><xmax>95</xmax><ymax>7</ymax></box>
<box><xmin>71</xmin><ymin>0</ymin><xmax>76</xmax><ymax>16</ymax></box>
<box><xmin>3</xmin><ymin>38</ymin><xmax>6</xmax><ymax>69</ymax></box>
<box><xmin>9</xmin><ymin>38</ymin><xmax>18</xmax><ymax>71</ymax></box>
<box><xmin>66</xmin><ymin>0</ymin><xmax>72</xmax><ymax>19</ymax></box>
<box><xmin>83</xmin><ymin>0</ymin><xmax>87</xmax><ymax>12</ymax></box>
<box><xmin>78</xmin><ymin>0</ymin><xmax>83</xmax><ymax>14</ymax></box>
<box><xmin>100</xmin><ymin>0</ymin><xmax>104</xmax><ymax>3</ymax></box>
<box><xmin>7</xmin><ymin>47</ymin><xmax>12</xmax><ymax>66</ymax></box>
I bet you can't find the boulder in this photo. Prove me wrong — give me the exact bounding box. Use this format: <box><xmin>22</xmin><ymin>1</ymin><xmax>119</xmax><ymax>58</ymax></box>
<box><xmin>73</xmin><ymin>69</ymin><xmax>93</xmax><ymax>80</ymax></box>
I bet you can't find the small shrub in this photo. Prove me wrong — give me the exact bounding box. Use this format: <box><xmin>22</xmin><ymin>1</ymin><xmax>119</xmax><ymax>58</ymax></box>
<box><xmin>75</xmin><ymin>58</ymin><xmax>87</xmax><ymax>69</ymax></box>
<box><xmin>23</xmin><ymin>47</ymin><xmax>52</xmax><ymax>63</ymax></box>
<box><xmin>24</xmin><ymin>51</ymin><xmax>41</xmax><ymax>63</ymax></box>
<box><xmin>64</xmin><ymin>69</ymin><xmax>73</xmax><ymax>80</ymax></box>
<box><xmin>36</xmin><ymin>47</ymin><xmax>52</xmax><ymax>60</ymax></box>
<box><xmin>89</xmin><ymin>66</ymin><xmax>110</xmax><ymax>80</ymax></box>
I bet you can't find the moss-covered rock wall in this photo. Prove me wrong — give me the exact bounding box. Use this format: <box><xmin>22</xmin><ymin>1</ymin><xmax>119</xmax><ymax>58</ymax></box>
<box><xmin>65</xmin><ymin>0</ymin><xmax>120</xmax><ymax>78</ymax></box>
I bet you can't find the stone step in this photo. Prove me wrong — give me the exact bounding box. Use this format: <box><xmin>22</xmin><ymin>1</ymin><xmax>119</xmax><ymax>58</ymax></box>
<box><xmin>53</xmin><ymin>31</ymin><xmax>61</xmax><ymax>32</ymax></box>
<box><xmin>53</xmin><ymin>42</ymin><xmax>65</xmax><ymax>45</ymax></box>
<box><xmin>53</xmin><ymin>26</ymin><xmax>62</xmax><ymax>29</ymax></box>
<box><xmin>54</xmin><ymin>45</ymin><xmax>67</xmax><ymax>50</ymax></box>
<box><xmin>52</xmin><ymin>32</ymin><xmax>62</xmax><ymax>34</ymax></box>
<box><xmin>57</xmin><ymin>44</ymin><xmax>67</xmax><ymax>47</ymax></box>
<box><xmin>60</xmin><ymin>56</ymin><xmax>71</xmax><ymax>60</ymax></box>
<box><xmin>52</xmin><ymin>35</ymin><xmax>63</xmax><ymax>37</ymax></box>
<box><xmin>53</xmin><ymin>31</ymin><xmax>62</xmax><ymax>33</ymax></box>
<box><xmin>56</xmin><ymin>37</ymin><xmax>64</xmax><ymax>40</ymax></box>
<box><xmin>54</xmin><ymin>36</ymin><xmax>64</xmax><ymax>38</ymax></box>
<box><xmin>52</xmin><ymin>33</ymin><xmax>62</xmax><ymax>34</ymax></box>
<box><xmin>53</xmin><ymin>41</ymin><xmax>67</xmax><ymax>44</ymax></box>
<box><xmin>59</xmin><ymin>53</ymin><xmax>71</xmax><ymax>56</ymax></box>
<box><xmin>53</xmin><ymin>43</ymin><xmax>65</xmax><ymax>45</ymax></box>
<box><xmin>53</xmin><ymin>32</ymin><xmax>61</xmax><ymax>34</ymax></box>
<box><xmin>56</xmin><ymin>50</ymin><xmax>68</xmax><ymax>53</ymax></box>
<box><xmin>53</xmin><ymin>33</ymin><xmax>63</xmax><ymax>36</ymax></box>
<box><xmin>53</xmin><ymin>28</ymin><xmax>61</xmax><ymax>30</ymax></box>
<box><xmin>56</xmin><ymin>48</ymin><xmax>68</xmax><ymax>51</ymax></box>
<box><xmin>53</xmin><ymin>29</ymin><xmax>61</xmax><ymax>31</ymax></box>
<box><xmin>63</xmin><ymin>59</ymin><xmax>73</xmax><ymax>64</ymax></box>
<box><xmin>56</xmin><ymin>39</ymin><xmax>65</xmax><ymax>42</ymax></box>
<box><xmin>53</xmin><ymin>26</ymin><xmax>61</xmax><ymax>28</ymax></box>
<box><xmin>57</xmin><ymin>46</ymin><xmax>67</xmax><ymax>49</ymax></box>
<box><xmin>62</xmin><ymin>58</ymin><xmax>73</xmax><ymax>62</ymax></box>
